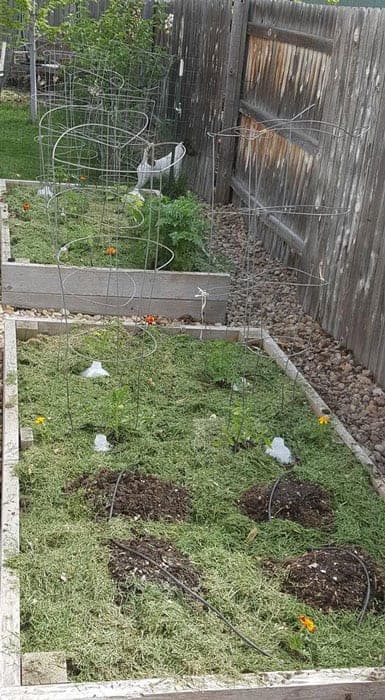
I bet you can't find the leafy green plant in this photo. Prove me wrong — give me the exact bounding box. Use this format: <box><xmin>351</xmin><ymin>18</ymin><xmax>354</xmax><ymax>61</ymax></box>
<box><xmin>202</xmin><ymin>342</ymin><xmax>240</xmax><ymax>387</ymax></box>
<box><xmin>201</xmin><ymin>341</ymin><xmax>256</xmax><ymax>387</ymax></box>
<box><xmin>141</xmin><ymin>194</ymin><xmax>209</xmax><ymax>271</ymax></box>
<box><xmin>226</xmin><ymin>402</ymin><xmax>254</xmax><ymax>448</ymax></box>
<box><xmin>161</xmin><ymin>174</ymin><xmax>189</xmax><ymax>200</ymax></box>
<box><xmin>58</xmin><ymin>190</ymin><xmax>89</xmax><ymax>219</ymax></box>
<box><xmin>103</xmin><ymin>385</ymin><xmax>130</xmax><ymax>443</ymax></box>
<box><xmin>223</xmin><ymin>399</ymin><xmax>271</xmax><ymax>452</ymax></box>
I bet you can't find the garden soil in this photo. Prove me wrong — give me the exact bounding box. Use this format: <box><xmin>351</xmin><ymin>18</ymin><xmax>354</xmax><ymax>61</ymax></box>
<box><xmin>281</xmin><ymin>547</ymin><xmax>385</xmax><ymax>613</ymax></box>
<box><xmin>240</xmin><ymin>476</ymin><xmax>334</xmax><ymax>529</ymax></box>
<box><xmin>109</xmin><ymin>534</ymin><xmax>200</xmax><ymax>598</ymax></box>
<box><xmin>66</xmin><ymin>468</ymin><xmax>191</xmax><ymax>521</ymax></box>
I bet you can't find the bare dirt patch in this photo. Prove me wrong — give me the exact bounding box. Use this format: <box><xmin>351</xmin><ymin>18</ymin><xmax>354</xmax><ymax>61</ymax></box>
<box><xmin>239</xmin><ymin>476</ymin><xmax>334</xmax><ymax>529</ymax></box>
<box><xmin>67</xmin><ymin>469</ymin><xmax>191</xmax><ymax>521</ymax></box>
<box><xmin>109</xmin><ymin>534</ymin><xmax>200</xmax><ymax>599</ymax></box>
<box><xmin>281</xmin><ymin>547</ymin><xmax>385</xmax><ymax>613</ymax></box>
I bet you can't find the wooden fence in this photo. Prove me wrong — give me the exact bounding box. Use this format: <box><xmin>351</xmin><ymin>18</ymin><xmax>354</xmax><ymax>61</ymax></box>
<box><xmin>168</xmin><ymin>0</ymin><xmax>233</xmax><ymax>198</ymax></box>
<box><xmin>171</xmin><ymin>0</ymin><xmax>385</xmax><ymax>388</ymax></box>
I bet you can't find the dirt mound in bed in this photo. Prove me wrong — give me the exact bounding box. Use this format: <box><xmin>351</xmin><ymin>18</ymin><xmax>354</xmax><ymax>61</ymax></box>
<box><xmin>239</xmin><ymin>477</ymin><xmax>334</xmax><ymax>530</ymax></box>
<box><xmin>281</xmin><ymin>547</ymin><xmax>385</xmax><ymax>613</ymax></box>
<box><xmin>109</xmin><ymin>535</ymin><xmax>200</xmax><ymax>598</ymax></box>
<box><xmin>66</xmin><ymin>469</ymin><xmax>191</xmax><ymax>521</ymax></box>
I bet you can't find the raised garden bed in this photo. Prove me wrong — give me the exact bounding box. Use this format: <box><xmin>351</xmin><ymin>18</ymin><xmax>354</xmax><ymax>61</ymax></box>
<box><xmin>0</xmin><ymin>181</ymin><xmax>230</xmax><ymax>321</ymax></box>
<box><xmin>2</xmin><ymin>317</ymin><xmax>385</xmax><ymax>698</ymax></box>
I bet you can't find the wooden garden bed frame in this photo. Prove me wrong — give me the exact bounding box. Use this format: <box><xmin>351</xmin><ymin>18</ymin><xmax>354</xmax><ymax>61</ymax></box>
<box><xmin>2</xmin><ymin>316</ymin><xmax>385</xmax><ymax>699</ymax></box>
<box><xmin>0</xmin><ymin>180</ymin><xmax>229</xmax><ymax>322</ymax></box>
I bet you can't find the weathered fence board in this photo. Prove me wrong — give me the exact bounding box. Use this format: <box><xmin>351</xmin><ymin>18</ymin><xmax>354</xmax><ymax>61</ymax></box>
<box><xmin>181</xmin><ymin>0</ymin><xmax>385</xmax><ymax>387</ymax></box>
<box><xmin>169</xmin><ymin>0</ymin><xmax>233</xmax><ymax>199</ymax></box>
<box><xmin>300</xmin><ymin>7</ymin><xmax>385</xmax><ymax>387</ymax></box>
<box><xmin>229</xmin><ymin>0</ymin><xmax>336</xmax><ymax>264</ymax></box>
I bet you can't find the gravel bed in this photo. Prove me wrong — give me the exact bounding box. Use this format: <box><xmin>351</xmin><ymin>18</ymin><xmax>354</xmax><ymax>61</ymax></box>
<box><xmin>210</xmin><ymin>205</ymin><xmax>385</xmax><ymax>478</ymax></box>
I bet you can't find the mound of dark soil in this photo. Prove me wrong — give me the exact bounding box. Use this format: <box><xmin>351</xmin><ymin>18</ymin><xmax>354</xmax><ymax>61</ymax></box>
<box><xmin>282</xmin><ymin>547</ymin><xmax>385</xmax><ymax>613</ymax></box>
<box><xmin>109</xmin><ymin>535</ymin><xmax>200</xmax><ymax>599</ymax></box>
<box><xmin>67</xmin><ymin>469</ymin><xmax>191</xmax><ymax>521</ymax></box>
<box><xmin>239</xmin><ymin>477</ymin><xmax>334</xmax><ymax>529</ymax></box>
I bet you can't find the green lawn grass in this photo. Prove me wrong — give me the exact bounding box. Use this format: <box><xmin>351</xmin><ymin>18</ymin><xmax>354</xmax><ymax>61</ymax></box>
<box><xmin>13</xmin><ymin>327</ymin><xmax>385</xmax><ymax>682</ymax></box>
<box><xmin>0</xmin><ymin>98</ymin><xmax>39</xmax><ymax>180</ymax></box>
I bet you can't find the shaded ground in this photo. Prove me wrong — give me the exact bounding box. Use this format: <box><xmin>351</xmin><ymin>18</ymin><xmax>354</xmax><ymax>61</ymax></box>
<box><xmin>282</xmin><ymin>547</ymin><xmax>385</xmax><ymax>613</ymax></box>
<box><xmin>67</xmin><ymin>469</ymin><xmax>191</xmax><ymax>521</ymax></box>
<box><xmin>109</xmin><ymin>535</ymin><xmax>200</xmax><ymax>600</ymax></box>
<box><xmin>240</xmin><ymin>476</ymin><xmax>334</xmax><ymax>530</ymax></box>
<box><xmin>210</xmin><ymin>206</ymin><xmax>385</xmax><ymax>478</ymax></box>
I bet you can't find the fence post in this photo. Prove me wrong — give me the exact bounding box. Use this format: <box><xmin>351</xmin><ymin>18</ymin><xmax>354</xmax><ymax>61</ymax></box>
<box><xmin>142</xmin><ymin>0</ymin><xmax>155</xmax><ymax>19</ymax></box>
<box><xmin>216</xmin><ymin>0</ymin><xmax>250</xmax><ymax>204</ymax></box>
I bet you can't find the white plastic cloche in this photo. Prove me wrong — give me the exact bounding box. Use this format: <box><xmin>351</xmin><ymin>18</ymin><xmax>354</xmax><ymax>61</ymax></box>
<box><xmin>94</xmin><ymin>434</ymin><xmax>111</xmax><ymax>452</ymax></box>
<box><xmin>265</xmin><ymin>437</ymin><xmax>294</xmax><ymax>465</ymax></box>
<box><xmin>80</xmin><ymin>361</ymin><xmax>110</xmax><ymax>378</ymax></box>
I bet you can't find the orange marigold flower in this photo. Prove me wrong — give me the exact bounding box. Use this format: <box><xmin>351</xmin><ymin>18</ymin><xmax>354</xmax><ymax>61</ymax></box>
<box><xmin>318</xmin><ymin>415</ymin><xmax>330</xmax><ymax>425</ymax></box>
<box><xmin>144</xmin><ymin>314</ymin><xmax>156</xmax><ymax>325</ymax></box>
<box><xmin>79</xmin><ymin>175</ymin><xmax>88</xmax><ymax>182</ymax></box>
<box><xmin>104</xmin><ymin>246</ymin><xmax>116</xmax><ymax>256</ymax></box>
<box><xmin>299</xmin><ymin>615</ymin><xmax>316</xmax><ymax>633</ymax></box>
<box><xmin>22</xmin><ymin>202</ymin><xmax>31</xmax><ymax>211</ymax></box>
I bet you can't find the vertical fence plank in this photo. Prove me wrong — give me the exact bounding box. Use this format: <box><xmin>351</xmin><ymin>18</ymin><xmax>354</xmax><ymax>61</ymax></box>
<box><xmin>169</xmin><ymin>0</ymin><xmax>233</xmax><ymax>199</ymax></box>
<box><xmin>216</xmin><ymin>0</ymin><xmax>250</xmax><ymax>203</ymax></box>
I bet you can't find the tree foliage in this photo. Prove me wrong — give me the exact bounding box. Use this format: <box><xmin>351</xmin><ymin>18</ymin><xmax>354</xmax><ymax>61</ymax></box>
<box><xmin>60</xmin><ymin>0</ymin><xmax>168</xmax><ymax>79</ymax></box>
<box><xmin>0</xmin><ymin>0</ymin><xmax>70</xmax><ymax>38</ymax></box>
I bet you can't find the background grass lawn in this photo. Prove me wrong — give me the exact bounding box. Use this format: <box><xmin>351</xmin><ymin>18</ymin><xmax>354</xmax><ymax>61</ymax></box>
<box><xmin>0</xmin><ymin>95</ymin><xmax>39</xmax><ymax>180</ymax></box>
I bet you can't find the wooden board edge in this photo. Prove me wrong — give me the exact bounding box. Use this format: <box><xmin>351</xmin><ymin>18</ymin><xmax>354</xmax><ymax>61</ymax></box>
<box><xmin>1</xmin><ymin>318</ymin><xmax>21</xmax><ymax>688</ymax></box>
<box><xmin>1</xmin><ymin>667</ymin><xmax>385</xmax><ymax>699</ymax></box>
<box><xmin>1</xmin><ymin>262</ymin><xmax>230</xmax><ymax>288</ymax></box>
<box><xmin>3</xmin><ymin>318</ymin><xmax>19</xmax><ymax>466</ymax></box>
<box><xmin>1</xmin><ymin>292</ymin><xmax>227</xmax><ymax>324</ymax></box>
<box><xmin>0</xmin><ymin>202</ymin><xmax>11</xmax><ymax>262</ymax></box>
<box><xmin>12</xmin><ymin>317</ymin><xmax>241</xmax><ymax>341</ymax></box>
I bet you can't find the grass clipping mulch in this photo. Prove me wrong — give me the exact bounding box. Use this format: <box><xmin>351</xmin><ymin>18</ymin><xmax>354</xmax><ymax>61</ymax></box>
<box><xmin>15</xmin><ymin>328</ymin><xmax>385</xmax><ymax>680</ymax></box>
<box><xmin>67</xmin><ymin>469</ymin><xmax>191</xmax><ymax>521</ymax></box>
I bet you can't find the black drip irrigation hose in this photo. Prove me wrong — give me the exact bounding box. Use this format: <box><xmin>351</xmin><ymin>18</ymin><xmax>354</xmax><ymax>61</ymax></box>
<box><xmin>108</xmin><ymin>465</ymin><xmax>140</xmax><ymax>521</ymax></box>
<box><xmin>267</xmin><ymin>474</ymin><xmax>285</xmax><ymax>522</ymax></box>
<box><xmin>110</xmin><ymin>538</ymin><xmax>271</xmax><ymax>658</ymax></box>
<box><xmin>307</xmin><ymin>546</ymin><xmax>371</xmax><ymax>625</ymax></box>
